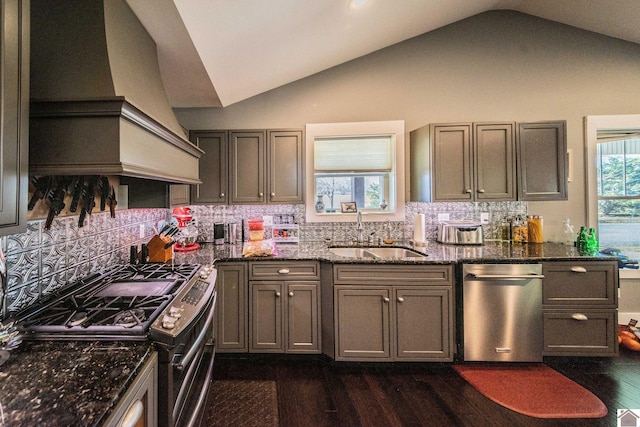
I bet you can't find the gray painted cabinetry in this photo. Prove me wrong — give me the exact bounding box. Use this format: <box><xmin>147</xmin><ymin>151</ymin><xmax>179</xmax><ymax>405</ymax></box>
<box><xmin>249</xmin><ymin>261</ymin><xmax>320</xmax><ymax>353</ymax></box>
<box><xmin>190</xmin><ymin>129</ymin><xmax>304</xmax><ymax>205</ymax></box>
<box><xmin>542</xmin><ymin>261</ymin><xmax>618</xmax><ymax>356</ymax></box>
<box><xmin>517</xmin><ymin>121</ymin><xmax>567</xmax><ymax>200</ymax></box>
<box><xmin>332</xmin><ymin>264</ymin><xmax>454</xmax><ymax>362</ymax></box>
<box><xmin>215</xmin><ymin>263</ymin><xmax>248</xmax><ymax>352</ymax></box>
<box><xmin>410</xmin><ymin>120</ymin><xmax>567</xmax><ymax>202</ymax></box>
<box><xmin>0</xmin><ymin>0</ymin><xmax>29</xmax><ymax>236</ymax></box>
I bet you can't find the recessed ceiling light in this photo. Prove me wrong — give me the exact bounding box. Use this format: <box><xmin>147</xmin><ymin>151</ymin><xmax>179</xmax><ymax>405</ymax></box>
<box><xmin>349</xmin><ymin>0</ymin><xmax>368</xmax><ymax>9</ymax></box>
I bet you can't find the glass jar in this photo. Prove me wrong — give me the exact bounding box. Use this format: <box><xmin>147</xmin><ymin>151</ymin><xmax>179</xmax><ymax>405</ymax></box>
<box><xmin>527</xmin><ymin>215</ymin><xmax>543</xmax><ymax>243</ymax></box>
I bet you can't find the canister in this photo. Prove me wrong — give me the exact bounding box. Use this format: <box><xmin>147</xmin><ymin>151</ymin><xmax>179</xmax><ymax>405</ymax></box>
<box><xmin>527</xmin><ymin>215</ymin><xmax>544</xmax><ymax>243</ymax></box>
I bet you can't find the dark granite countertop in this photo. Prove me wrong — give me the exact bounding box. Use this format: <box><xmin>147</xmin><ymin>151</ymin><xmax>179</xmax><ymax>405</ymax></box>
<box><xmin>0</xmin><ymin>340</ymin><xmax>154</xmax><ymax>427</ymax></box>
<box><xmin>173</xmin><ymin>240</ymin><xmax>618</xmax><ymax>265</ymax></box>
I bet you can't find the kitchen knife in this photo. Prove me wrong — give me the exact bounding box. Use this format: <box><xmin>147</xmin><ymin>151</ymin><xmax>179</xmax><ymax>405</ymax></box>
<box><xmin>69</xmin><ymin>176</ymin><xmax>85</xmax><ymax>212</ymax></box>
<box><xmin>105</xmin><ymin>185</ymin><xmax>117</xmax><ymax>218</ymax></box>
<box><xmin>28</xmin><ymin>176</ymin><xmax>52</xmax><ymax>210</ymax></box>
<box><xmin>99</xmin><ymin>176</ymin><xmax>110</xmax><ymax>211</ymax></box>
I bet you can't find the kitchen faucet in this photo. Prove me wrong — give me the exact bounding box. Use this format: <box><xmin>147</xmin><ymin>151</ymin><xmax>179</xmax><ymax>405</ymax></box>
<box><xmin>356</xmin><ymin>211</ymin><xmax>364</xmax><ymax>245</ymax></box>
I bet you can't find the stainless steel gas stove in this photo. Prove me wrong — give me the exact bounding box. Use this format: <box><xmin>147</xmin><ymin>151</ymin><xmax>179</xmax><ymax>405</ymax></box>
<box><xmin>16</xmin><ymin>262</ymin><xmax>218</xmax><ymax>427</ymax></box>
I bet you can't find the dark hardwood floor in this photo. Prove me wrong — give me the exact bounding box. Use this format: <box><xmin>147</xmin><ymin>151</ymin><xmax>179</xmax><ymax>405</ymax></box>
<box><xmin>202</xmin><ymin>348</ymin><xmax>640</xmax><ymax>427</ymax></box>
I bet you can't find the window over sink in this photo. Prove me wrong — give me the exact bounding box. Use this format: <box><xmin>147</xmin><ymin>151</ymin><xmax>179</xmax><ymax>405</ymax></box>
<box><xmin>305</xmin><ymin>121</ymin><xmax>405</xmax><ymax>223</ymax></box>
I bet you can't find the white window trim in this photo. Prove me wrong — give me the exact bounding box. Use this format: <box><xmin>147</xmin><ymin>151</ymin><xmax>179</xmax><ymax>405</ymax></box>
<box><xmin>305</xmin><ymin>120</ymin><xmax>406</xmax><ymax>223</ymax></box>
<box><xmin>585</xmin><ymin>114</ymin><xmax>640</xmax><ymax>229</ymax></box>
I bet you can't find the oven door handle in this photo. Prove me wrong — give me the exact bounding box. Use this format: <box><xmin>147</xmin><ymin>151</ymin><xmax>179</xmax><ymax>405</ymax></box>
<box><xmin>175</xmin><ymin>296</ymin><xmax>215</xmax><ymax>371</ymax></box>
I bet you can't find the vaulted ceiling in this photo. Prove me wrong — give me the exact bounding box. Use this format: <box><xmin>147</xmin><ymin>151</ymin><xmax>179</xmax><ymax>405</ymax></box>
<box><xmin>125</xmin><ymin>0</ymin><xmax>640</xmax><ymax>109</ymax></box>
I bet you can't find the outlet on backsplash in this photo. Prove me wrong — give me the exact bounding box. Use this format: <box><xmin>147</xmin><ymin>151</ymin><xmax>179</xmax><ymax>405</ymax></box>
<box><xmin>437</xmin><ymin>213</ymin><xmax>450</xmax><ymax>222</ymax></box>
<box><xmin>139</xmin><ymin>224</ymin><xmax>145</xmax><ymax>238</ymax></box>
<box><xmin>480</xmin><ymin>212</ymin><xmax>490</xmax><ymax>224</ymax></box>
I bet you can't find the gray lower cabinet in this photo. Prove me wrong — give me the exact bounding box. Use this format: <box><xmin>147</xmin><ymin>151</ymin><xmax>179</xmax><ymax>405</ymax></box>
<box><xmin>542</xmin><ymin>261</ymin><xmax>618</xmax><ymax>356</ymax></box>
<box><xmin>333</xmin><ymin>264</ymin><xmax>454</xmax><ymax>362</ymax></box>
<box><xmin>103</xmin><ymin>352</ymin><xmax>158</xmax><ymax>427</ymax></box>
<box><xmin>215</xmin><ymin>262</ymin><xmax>248</xmax><ymax>352</ymax></box>
<box><xmin>249</xmin><ymin>261</ymin><xmax>320</xmax><ymax>353</ymax></box>
<box><xmin>0</xmin><ymin>0</ymin><xmax>29</xmax><ymax>236</ymax></box>
<box><xmin>517</xmin><ymin>121</ymin><xmax>567</xmax><ymax>201</ymax></box>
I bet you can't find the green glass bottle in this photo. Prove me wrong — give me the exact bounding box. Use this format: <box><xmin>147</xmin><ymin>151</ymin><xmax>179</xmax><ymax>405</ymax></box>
<box><xmin>577</xmin><ymin>226</ymin><xmax>588</xmax><ymax>253</ymax></box>
<box><xmin>587</xmin><ymin>227</ymin><xmax>599</xmax><ymax>255</ymax></box>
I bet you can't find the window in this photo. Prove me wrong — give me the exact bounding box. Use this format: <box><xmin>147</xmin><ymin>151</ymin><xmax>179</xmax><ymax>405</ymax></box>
<box><xmin>305</xmin><ymin>121</ymin><xmax>405</xmax><ymax>222</ymax></box>
<box><xmin>586</xmin><ymin>115</ymin><xmax>640</xmax><ymax>260</ymax></box>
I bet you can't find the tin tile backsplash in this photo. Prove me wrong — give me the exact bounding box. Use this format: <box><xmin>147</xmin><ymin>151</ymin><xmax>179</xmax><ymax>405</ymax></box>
<box><xmin>2</xmin><ymin>201</ymin><xmax>525</xmax><ymax>315</ymax></box>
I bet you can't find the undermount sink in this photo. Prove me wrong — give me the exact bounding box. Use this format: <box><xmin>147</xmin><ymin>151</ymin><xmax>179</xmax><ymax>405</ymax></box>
<box><xmin>328</xmin><ymin>246</ymin><xmax>427</xmax><ymax>259</ymax></box>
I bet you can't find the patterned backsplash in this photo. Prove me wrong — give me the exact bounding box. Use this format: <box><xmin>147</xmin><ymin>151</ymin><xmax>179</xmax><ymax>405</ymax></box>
<box><xmin>1</xmin><ymin>201</ymin><xmax>526</xmax><ymax>315</ymax></box>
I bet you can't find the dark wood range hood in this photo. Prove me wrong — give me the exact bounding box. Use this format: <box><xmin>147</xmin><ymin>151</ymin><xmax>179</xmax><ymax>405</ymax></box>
<box><xmin>28</xmin><ymin>0</ymin><xmax>203</xmax><ymax>184</ymax></box>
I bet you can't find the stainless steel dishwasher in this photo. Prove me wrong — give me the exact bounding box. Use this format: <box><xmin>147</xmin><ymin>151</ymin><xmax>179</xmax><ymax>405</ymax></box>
<box><xmin>463</xmin><ymin>263</ymin><xmax>545</xmax><ymax>362</ymax></box>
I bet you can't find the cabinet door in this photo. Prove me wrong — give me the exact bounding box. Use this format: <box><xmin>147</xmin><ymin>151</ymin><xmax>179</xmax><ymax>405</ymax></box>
<box><xmin>216</xmin><ymin>263</ymin><xmax>248</xmax><ymax>352</ymax></box>
<box><xmin>268</xmin><ymin>130</ymin><xmax>304</xmax><ymax>204</ymax></box>
<box><xmin>0</xmin><ymin>0</ymin><xmax>28</xmax><ymax>236</ymax></box>
<box><xmin>334</xmin><ymin>287</ymin><xmax>391</xmax><ymax>361</ymax></box>
<box><xmin>394</xmin><ymin>287</ymin><xmax>453</xmax><ymax>361</ymax></box>
<box><xmin>543</xmin><ymin>309</ymin><xmax>617</xmax><ymax>356</ymax></box>
<box><xmin>169</xmin><ymin>185</ymin><xmax>190</xmax><ymax>207</ymax></box>
<box><xmin>474</xmin><ymin>122</ymin><xmax>516</xmax><ymax>201</ymax></box>
<box><xmin>189</xmin><ymin>131</ymin><xmax>228</xmax><ymax>204</ymax></box>
<box><xmin>286</xmin><ymin>282</ymin><xmax>319</xmax><ymax>353</ymax></box>
<box><xmin>517</xmin><ymin>121</ymin><xmax>567</xmax><ymax>200</ymax></box>
<box><xmin>430</xmin><ymin>123</ymin><xmax>473</xmax><ymax>201</ymax></box>
<box><xmin>229</xmin><ymin>130</ymin><xmax>265</xmax><ymax>204</ymax></box>
<box><xmin>250</xmin><ymin>282</ymin><xmax>283</xmax><ymax>352</ymax></box>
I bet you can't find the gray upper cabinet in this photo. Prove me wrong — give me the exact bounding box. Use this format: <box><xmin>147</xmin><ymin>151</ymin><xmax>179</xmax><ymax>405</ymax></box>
<box><xmin>517</xmin><ymin>121</ymin><xmax>567</xmax><ymax>201</ymax></box>
<box><xmin>474</xmin><ymin>122</ymin><xmax>516</xmax><ymax>201</ymax></box>
<box><xmin>230</xmin><ymin>130</ymin><xmax>266</xmax><ymax>204</ymax></box>
<box><xmin>189</xmin><ymin>131</ymin><xmax>228</xmax><ymax>204</ymax></box>
<box><xmin>0</xmin><ymin>0</ymin><xmax>29</xmax><ymax>236</ymax></box>
<box><xmin>192</xmin><ymin>129</ymin><xmax>304</xmax><ymax>205</ymax></box>
<box><xmin>411</xmin><ymin>122</ymin><xmax>515</xmax><ymax>202</ymax></box>
<box><xmin>267</xmin><ymin>130</ymin><xmax>304</xmax><ymax>204</ymax></box>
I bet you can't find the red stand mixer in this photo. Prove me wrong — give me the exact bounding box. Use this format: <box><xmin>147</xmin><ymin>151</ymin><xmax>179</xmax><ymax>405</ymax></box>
<box><xmin>171</xmin><ymin>207</ymin><xmax>200</xmax><ymax>251</ymax></box>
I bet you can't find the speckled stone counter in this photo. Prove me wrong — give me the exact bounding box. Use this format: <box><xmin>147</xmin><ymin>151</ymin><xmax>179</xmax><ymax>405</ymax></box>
<box><xmin>0</xmin><ymin>340</ymin><xmax>154</xmax><ymax>427</ymax></box>
<box><xmin>173</xmin><ymin>240</ymin><xmax>616</xmax><ymax>265</ymax></box>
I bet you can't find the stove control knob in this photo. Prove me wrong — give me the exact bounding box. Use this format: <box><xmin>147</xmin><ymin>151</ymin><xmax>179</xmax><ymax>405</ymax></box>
<box><xmin>199</xmin><ymin>271</ymin><xmax>208</xmax><ymax>279</ymax></box>
<box><xmin>162</xmin><ymin>315</ymin><xmax>178</xmax><ymax>329</ymax></box>
<box><xmin>169</xmin><ymin>306</ymin><xmax>183</xmax><ymax>318</ymax></box>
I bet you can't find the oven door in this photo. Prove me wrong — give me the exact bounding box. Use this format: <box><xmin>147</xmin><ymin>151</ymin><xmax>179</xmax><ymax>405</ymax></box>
<box><xmin>159</xmin><ymin>290</ymin><xmax>216</xmax><ymax>427</ymax></box>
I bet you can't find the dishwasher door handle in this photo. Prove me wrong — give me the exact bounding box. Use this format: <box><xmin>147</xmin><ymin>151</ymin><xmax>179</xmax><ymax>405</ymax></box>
<box><xmin>466</xmin><ymin>273</ymin><xmax>545</xmax><ymax>280</ymax></box>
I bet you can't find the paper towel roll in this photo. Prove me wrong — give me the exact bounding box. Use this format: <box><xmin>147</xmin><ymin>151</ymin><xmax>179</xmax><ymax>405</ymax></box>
<box><xmin>413</xmin><ymin>213</ymin><xmax>425</xmax><ymax>244</ymax></box>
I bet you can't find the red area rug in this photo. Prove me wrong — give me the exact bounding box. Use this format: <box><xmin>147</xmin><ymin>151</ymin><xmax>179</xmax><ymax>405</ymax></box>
<box><xmin>453</xmin><ymin>364</ymin><xmax>607</xmax><ymax>419</ymax></box>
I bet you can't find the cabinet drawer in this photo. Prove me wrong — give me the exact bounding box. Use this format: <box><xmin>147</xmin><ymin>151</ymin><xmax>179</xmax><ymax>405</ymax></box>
<box><xmin>333</xmin><ymin>264</ymin><xmax>452</xmax><ymax>285</ymax></box>
<box><xmin>542</xmin><ymin>261</ymin><xmax>617</xmax><ymax>306</ymax></box>
<box><xmin>249</xmin><ymin>261</ymin><xmax>320</xmax><ymax>280</ymax></box>
<box><xmin>543</xmin><ymin>309</ymin><xmax>618</xmax><ymax>356</ymax></box>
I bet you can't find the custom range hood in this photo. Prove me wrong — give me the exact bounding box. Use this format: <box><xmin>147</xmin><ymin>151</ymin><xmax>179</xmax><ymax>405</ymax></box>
<box><xmin>28</xmin><ymin>0</ymin><xmax>202</xmax><ymax>184</ymax></box>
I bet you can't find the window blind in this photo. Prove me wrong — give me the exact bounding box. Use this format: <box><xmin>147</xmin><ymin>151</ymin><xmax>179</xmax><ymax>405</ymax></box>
<box><xmin>314</xmin><ymin>136</ymin><xmax>393</xmax><ymax>172</ymax></box>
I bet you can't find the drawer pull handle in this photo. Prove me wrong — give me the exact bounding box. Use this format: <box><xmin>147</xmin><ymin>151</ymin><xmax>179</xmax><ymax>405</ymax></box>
<box><xmin>289</xmin><ymin>291</ymin><xmax>294</xmax><ymax>297</ymax></box>
<box><xmin>383</xmin><ymin>297</ymin><xmax>390</xmax><ymax>303</ymax></box>
<box><xmin>572</xmin><ymin>313</ymin><xmax>588</xmax><ymax>321</ymax></box>
<box><xmin>120</xmin><ymin>399</ymin><xmax>144</xmax><ymax>427</ymax></box>
<box><xmin>570</xmin><ymin>266</ymin><xmax>587</xmax><ymax>273</ymax></box>
<box><xmin>278</xmin><ymin>269</ymin><xmax>290</xmax><ymax>275</ymax></box>
<box><xmin>397</xmin><ymin>297</ymin><xmax>405</xmax><ymax>303</ymax></box>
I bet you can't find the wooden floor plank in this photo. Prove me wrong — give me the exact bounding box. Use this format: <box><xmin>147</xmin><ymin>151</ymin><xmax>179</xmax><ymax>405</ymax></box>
<box><xmin>202</xmin><ymin>349</ymin><xmax>640</xmax><ymax>427</ymax></box>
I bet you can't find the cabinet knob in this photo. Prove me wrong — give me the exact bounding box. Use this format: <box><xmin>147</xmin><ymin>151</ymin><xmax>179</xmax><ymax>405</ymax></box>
<box><xmin>271</xmin><ymin>192</ymin><xmax>276</xmax><ymax>197</ymax></box>
<box><xmin>465</xmin><ymin>189</ymin><xmax>472</xmax><ymax>193</ymax></box>
<box><xmin>572</xmin><ymin>313</ymin><xmax>588</xmax><ymax>321</ymax></box>
<box><xmin>278</xmin><ymin>269</ymin><xmax>290</xmax><ymax>275</ymax></box>
<box><xmin>570</xmin><ymin>266</ymin><xmax>587</xmax><ymax>273</ymax></box>
<box><xmin>259</xmin><ymin>192</ymin><xmax>264</xmax><ymax>197</ymax></box>
<box><xmin>383</xmin><ymin>297</ymin><xmax>390</xmax><ymax>303</ymax></box>
<box><xmin>219</xmin><ymin>192</ymin><xmax>225</xmax><ymax>197</ymax></box>
<box><xmin>477</xmin><ymin>189</ymin><xmax>485</xmax><ymax>193</ymax></box>
<box><xmin>397</xmin><ymin>297</ymin><xmax>405</xmax><ymax>303</ymax></box>
<box><xmin>275</xmin><ymin>291</ymin><xmax>281</xmax><ymax>297</ymax></box>
<box><xmin>288</xmin><ymin>291</ymin><xmax>294</xmax><ymax>297</ymax></box>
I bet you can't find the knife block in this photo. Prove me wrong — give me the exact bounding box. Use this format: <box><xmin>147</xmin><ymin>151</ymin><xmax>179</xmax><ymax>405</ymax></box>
<box><xmin>147</xmin><ymin>235</ymin><xmax>173</xmax><ymax>263</ymax></box>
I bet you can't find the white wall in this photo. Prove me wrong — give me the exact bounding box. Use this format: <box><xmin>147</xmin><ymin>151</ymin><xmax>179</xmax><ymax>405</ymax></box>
<box><xmin>175</xmin><ymin>10</ymin><xmax>640</xmax><ymax>232</ymax></box>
